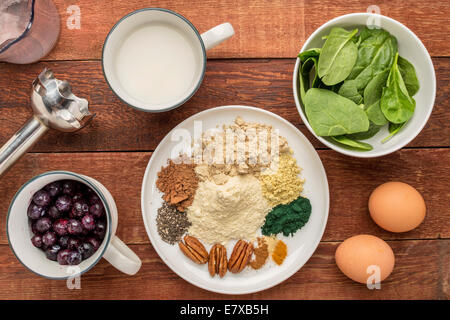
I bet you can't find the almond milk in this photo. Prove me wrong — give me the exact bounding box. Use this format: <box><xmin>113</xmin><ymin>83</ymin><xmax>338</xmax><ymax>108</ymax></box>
<box><xmin>114</xmin><ymin>22</ymin><xmax>202</xmax><ymax>106</ymax></box>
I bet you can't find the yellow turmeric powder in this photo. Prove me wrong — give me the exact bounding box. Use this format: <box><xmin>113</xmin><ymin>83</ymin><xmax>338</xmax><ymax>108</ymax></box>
<box><xmin>272</xmin><ymin>240</ymin><xmax>287</xmax><ymax>265</ymax></box>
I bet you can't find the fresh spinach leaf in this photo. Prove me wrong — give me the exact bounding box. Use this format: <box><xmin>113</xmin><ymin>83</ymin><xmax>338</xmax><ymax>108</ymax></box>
<box><xmin>352</xmin><ymin>33</ymin><xmax>362</xmax><ymax>47</ymax></box>
<box><xmin>331</xmin><ymin>135</ymin><xmax>373</xmax><ymax>151</ymax></box>
<box><xmin>304</xmin><ymin>88</ymin><xmax>369</xmax><ymax>136</ymax></box>
<box><xmin>298</xmin><ymin>48</ymin><xmax>320</xmax><ymax>101</ymax></box>
<box><xmin>317</xmin><ymin>80</ymin><xmax>337</xmax><ymax>91</ymax></box>
<box><xmin>364</xmin><ymin>69</ymin><xmax>389</xmax><ymax>105</ymax></box>
<box><xmin>330</xmin><ymin>83</ymin><xmax>343</xmax><ymax>93</ymax></box>
<box><xmin>298</xmin><ymin>48</ymin><xmax>321</xmax><ymax>61</ymax></box>
<box><xmin>363</xmin><ymin>69</ymin><xmax>389</xmax><ymax>125</ymax></box>
<box><xmin>381</xmin><ymin>53</ymin><xmax>416</xmax><ymax>124</ymax></box>
<box><xmin>347</xmin><ymin>122</ymin><xmax>381</xmax><ymax>140</ymax></box>
<box><xmin>381</xmin><ymin>122</ymin><xmax>406</xmax><ymax>143</ymax></box>
<box><xmin>298</xmin><ymin>48</ymin><xmax>322</xmax><ymax>94</ymax></box>
<box><xmin>302</xmin><ymin>56</ymin><xmax>321</xmax><ymax>88</ymax></box>
<box><xmin>397</xmin><ymin>55</ymin><xmax>420</xmax><ymax>96</ymax></box>
<box><xmin>338</xmin><ymin>79</ymin><xmax>363</xmax><ymax>104</ymax></box>
<box><xmin>301</xmin><ymin>57</ymin><xmax>315</xmax><ymax>74</ymax></box>
<box><xmin>346</xmin><ymin>28</ymin><xmax>397</xmax><ymax>92</ymax></box>
<box><xmin>317</xmin><ymin>27</ymin><xmax>358</xmax><ymax>86</ymax></box>
<box><xmin>298</xmin><ymin>61</ymin><xmax>310</xmax><ymax>107</ymax></box>
<box><xmin>366</xmin><ymin>101</ymin><xmax>388</xmax><ymax>126</ymax></box>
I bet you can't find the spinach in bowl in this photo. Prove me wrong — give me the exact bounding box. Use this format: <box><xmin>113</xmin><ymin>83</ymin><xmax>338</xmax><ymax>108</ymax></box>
<box><xmin>297</xmin><ymin>27</ymin><xmax>419</xmax><ymax>151</ymax></box>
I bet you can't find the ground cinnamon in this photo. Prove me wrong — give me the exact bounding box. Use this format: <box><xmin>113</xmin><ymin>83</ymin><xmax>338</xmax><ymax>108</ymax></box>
<box><xmin>156</xmin><ymin>157</ymin><xmax>199</xmax><ymax>212</ymax></box>
<box><xmin>250</xmin><ymin>237</ymin><xmax>269</xmax><ymax>270</ymax></box>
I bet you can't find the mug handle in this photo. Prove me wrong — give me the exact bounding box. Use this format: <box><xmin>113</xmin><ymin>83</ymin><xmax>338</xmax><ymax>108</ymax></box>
<box><xmin>201</xmin><ymin>22</ymin><xmax>235</xmax><ymax>51</ymax></box>
<box><xmin>103</xmin><ymin>236</ymin><xmax>142</xmax><ymax>275</ymax></box>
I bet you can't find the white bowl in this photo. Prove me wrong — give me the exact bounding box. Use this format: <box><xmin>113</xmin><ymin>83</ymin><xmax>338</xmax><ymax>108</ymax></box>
<box><xmin>293</xmin><ymin>13</ymin><xmax>436</xmax><ymax>158</ymax></box>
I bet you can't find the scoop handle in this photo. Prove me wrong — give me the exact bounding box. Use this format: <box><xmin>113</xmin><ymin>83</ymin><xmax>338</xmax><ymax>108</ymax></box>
<box><xmin>0</xmin><ymin>116</ymin><xmax>48</xmax><ymax>178</ymax></box>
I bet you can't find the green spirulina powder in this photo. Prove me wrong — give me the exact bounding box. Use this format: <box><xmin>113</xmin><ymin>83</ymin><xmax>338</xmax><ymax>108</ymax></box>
<box><xmin>262</xmin><ymin>196</ymin><xmax>312</xmax><ymax>237</ymax></box>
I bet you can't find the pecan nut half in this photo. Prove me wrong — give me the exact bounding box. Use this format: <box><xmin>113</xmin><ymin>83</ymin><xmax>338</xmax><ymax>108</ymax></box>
<box><xmin>228</xmin><ymin>240</ymin><xmax>254</xmax><ymax>273</ymax></box>
<box><xmin>179</xmin><ymin>235</ymin><xmax>208</xmax><ymax>264</ymax></box>
<box><xmin>208</xmin><ymin>244</ymin><xmax>227</xmax><ymax>277</ymax></box>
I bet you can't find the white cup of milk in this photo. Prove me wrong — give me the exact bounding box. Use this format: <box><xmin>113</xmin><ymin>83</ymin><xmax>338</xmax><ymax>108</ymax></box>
<box><xmin>102</xmin><ymin>8</ymin><xmax>235</xmax><ymax>112</ymax></box>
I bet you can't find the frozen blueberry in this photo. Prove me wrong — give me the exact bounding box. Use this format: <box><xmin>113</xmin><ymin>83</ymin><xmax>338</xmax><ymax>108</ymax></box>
<box><xmin>31</xmin><ymin>235</ymin><xmax>43</xmax><ymax>248</ymax></box>
<box><xmin>67</xmin><ymin>219</ymin><xmax>83</xmax><ymax>235</ymax></box>
<box><xmin>57</xmin><ymin>249</ymin><xmax>71</xmax><ymax>265</ymax></box>
<box><xmin>29</xmin><ymin>179</ymin><xmax>109</xmax><ymax>266</ymax></box>
<box><xmin>59</xmin><ymin>235</ymin><xmax>70</xmax><ymax>248</ymax></box>
<box><xmin>78</xmin><ymin>242</ymin><xmax>95</xmax><ymax>260</ymax></box>
<box><xmin>34</xmin><ymin>217</ymin><xmax>52</xmax><ymax>233</ymax></box>
<box><xmin>42</xmin><ymin>231</ymin><xmax>57</xmax><ymax>247</ymax></box>
<box><xmin>74</xmin><ymin>194</ymin><xmax>85</xmax><ymax>204</ymax></box>
<box><xmin>84</xmin><ymin>185</ymin><xmax>94</xmax><ymax>194</ymax></box>
<box><xmin>89</xmin><ymin>193</ymin><xmax>101</xmax><ymax>205</ymax></box>
<box><xmin>45</xmin><ymin>181</ymin><xmax>62</xmax><ymax>197</ymax></box>
<box><xmin>31</xmin><ymin>222</ymin><xmax>39</xmax><ymax>235</ymax></box>
<box><xmin>66</xmin><ymin>251</ymin><xmax>82</xmax><ymax>265</ymax></box>
<box><xmin>67</xmin><ymin>237</ymin><xmax>80</xmax><ymax>250</ymax></box>
<box><xmin>86</xmin><ymin>237</ymin><xmax>101</xmax><ymax>250</ymax></box>
<box><xmin>53</xmin><ymin>219</ymin><xmax>69</xmax><ymax>236</ymax></box>
<box><xmin>62</xmin><ymin>180</ymin><xmax>78</xmax><ymax>196</ymax></box>
<box><xmin>32</xmin><ymin>190</ymin><xmax>51</xmax><ymax>207</ymax></box>
<box><xmin>81</xmin><ymin>214</ymin><xmax>96</xmax><ymax>231</ymax></box>
<box><xmin>80</xmin><ymin>227</ymin><xmax>90</xmax><ymax>237</ymax></box>
<box><xmin>45</xmin><ymin>244</ymin><xmax>61</xmax><ymax>261</ymax></box>
<box><xmin>27</xmin><ymin>203</ymin><xmax>45</xmax><ymax>220</ymax></box>
<box><xmin>48</xmin><ymin>206</ymin><xmax>60</xmax><ymax>219</ymax></box>
<box><xmin>55</xmin><ymin>195</ymin><xmax>72</xmax><ymax>212</ymax></box>
<box><xmin>93</xmin><ymin>220</ymin><xmax>106</xmax><ymax>239</ymax></box>
<box><xmin>70</xmin><ymin>199</ymin><xmax>89</xmax><ymax>218</ymax></box>
<box><xmin>89</xmin><ymin>202</ymin><xmax>104</xmax><ymax>218</ymax></box>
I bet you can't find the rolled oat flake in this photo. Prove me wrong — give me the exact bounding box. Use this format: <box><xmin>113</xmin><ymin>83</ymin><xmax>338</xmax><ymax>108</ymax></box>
<box><xmin>157</xmin><ymin>202</ymin><xmax>191</xmax><ymax>245</ymax></box>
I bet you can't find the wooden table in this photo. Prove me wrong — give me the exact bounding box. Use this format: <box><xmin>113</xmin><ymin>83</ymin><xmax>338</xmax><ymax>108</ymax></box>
<box><xmin>0</xmin><ymin>0</ymin><xmax>448</xmax><ymax>300</ymax></box>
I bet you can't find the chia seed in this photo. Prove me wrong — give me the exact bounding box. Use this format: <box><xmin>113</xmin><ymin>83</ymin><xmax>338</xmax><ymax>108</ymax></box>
<box><xmin>156</xmin><ymin>202</ymin><xmax>191</xmax><ymax>245</ymax></box>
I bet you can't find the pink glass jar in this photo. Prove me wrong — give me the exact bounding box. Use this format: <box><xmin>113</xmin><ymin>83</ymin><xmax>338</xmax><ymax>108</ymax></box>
<box><xmin>0</xmin><ymin>0</ymin><xmax>60</xmax><ymax>64</ymax></box>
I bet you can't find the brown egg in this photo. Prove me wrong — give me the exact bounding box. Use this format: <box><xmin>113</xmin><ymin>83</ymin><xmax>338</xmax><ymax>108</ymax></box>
<box><xmin>335</xmin><ymin>235</ymin><xmax>395</xmax><ymax>284</ymax></box>
<box><xmin>369</xmin><ymin>182</ymin><xmax>426</xmax><ymax>233</ymax></box>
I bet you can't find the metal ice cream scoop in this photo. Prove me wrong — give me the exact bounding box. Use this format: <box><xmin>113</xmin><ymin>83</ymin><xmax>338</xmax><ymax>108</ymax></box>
<box><xmin>0</xmin><ymin>68</ymin><xmax>94</xmax><ymax>177</ymax></box>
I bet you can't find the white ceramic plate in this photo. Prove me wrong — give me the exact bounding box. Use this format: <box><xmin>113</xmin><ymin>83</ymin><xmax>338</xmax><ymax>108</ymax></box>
<box><xmin>141</xmin><ymin>106</ymin><xmax>329</xmax><ymax>294</ymax></box>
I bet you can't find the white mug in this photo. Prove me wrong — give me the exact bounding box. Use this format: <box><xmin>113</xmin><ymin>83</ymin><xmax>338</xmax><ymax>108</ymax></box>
<box><xmin>102</xmin><ymin>8</ymin><xmax>235</xmax><ymax>112</ymax></box>
<box><xmin>7</xmin><ymin>171</ymin><xmax>142</xmax><ymax>279</ymax></box>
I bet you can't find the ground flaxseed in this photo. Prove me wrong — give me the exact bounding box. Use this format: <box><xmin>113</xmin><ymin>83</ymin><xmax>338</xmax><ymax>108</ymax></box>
<box><xmin>156</xmin><ymin>202</ymin><xmax>191</xmax><ymax>245</ymax></box>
